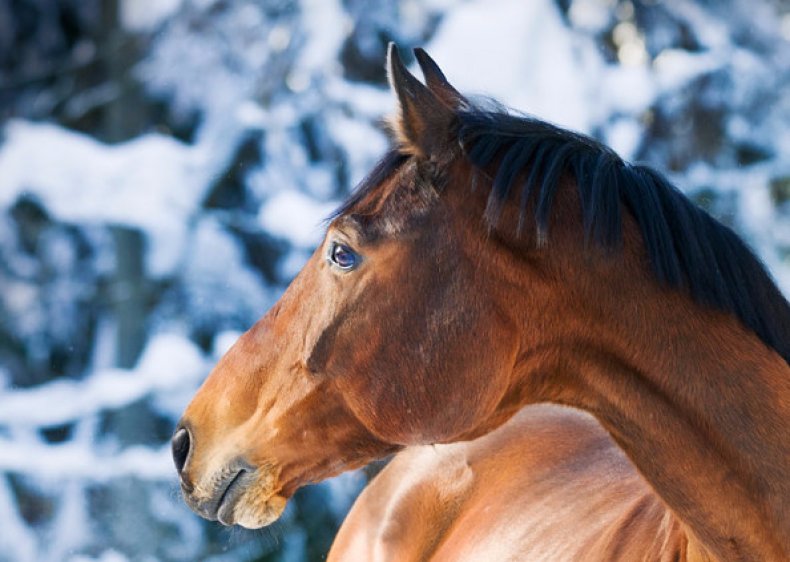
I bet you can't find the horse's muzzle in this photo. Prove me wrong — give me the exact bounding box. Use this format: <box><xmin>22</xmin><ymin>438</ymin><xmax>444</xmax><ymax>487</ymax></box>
<box><xmin>181</xmin><ymin>465</ymin><xmax>253</xmax><ymax>524</ymax></box>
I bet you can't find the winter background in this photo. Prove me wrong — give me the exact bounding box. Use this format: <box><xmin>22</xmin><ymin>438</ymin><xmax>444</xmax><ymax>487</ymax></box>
<box><xmin>0</xmin><ymin>0</ymin><xmax>787</xmax><ymax>560</ymax></box>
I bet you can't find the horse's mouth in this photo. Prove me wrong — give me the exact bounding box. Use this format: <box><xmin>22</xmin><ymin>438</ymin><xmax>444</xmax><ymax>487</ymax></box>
<box><xmin>212</xmin><ymin>465</ymin><xmax>288</xmax><ymax>529</ymax></box>
<box><xmin>216</xmin><ymin>469</ymin><xmax>249</xmax><ymax>526</ymax></box>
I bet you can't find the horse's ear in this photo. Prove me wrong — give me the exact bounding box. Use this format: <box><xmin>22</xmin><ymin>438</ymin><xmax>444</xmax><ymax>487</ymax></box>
<box><xmin>413</xmin><ymin>48</ymin><xmax>468</xmax><ymax>111</ymax></box>
<box><xmin>387</xmin><ymin>43</ymin><xmax>456</xmax><ymax>158</ymax></box>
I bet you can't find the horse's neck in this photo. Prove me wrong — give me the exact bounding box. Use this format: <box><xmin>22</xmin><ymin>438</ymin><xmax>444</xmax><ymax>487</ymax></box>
<box><xmin>501</xmin><ymin>230</ymin><xmax>790</xmax><ymax>561</ymax></box>
<box><xmin>448</xmin><ymin>162</ymin><xmax>790</xmax><ymax>559</ymax></box>
<box><xmin>548</xmin><ymin>339</ymin><xmax>790</xmax><ymax>561</ymax></box>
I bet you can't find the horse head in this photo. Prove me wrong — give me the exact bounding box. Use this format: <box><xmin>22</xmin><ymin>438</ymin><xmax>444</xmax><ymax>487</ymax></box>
<box><xmin>174</xmin><ymin>46</ymin><xmax>519</xmax><ymax>528</ymax></box>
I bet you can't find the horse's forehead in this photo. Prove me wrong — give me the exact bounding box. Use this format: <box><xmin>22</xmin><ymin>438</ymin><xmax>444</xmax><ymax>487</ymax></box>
<box><xmin>339</xmin><ymin>158</ymin><xmax>441</xmax><ymax>241</ymax></box>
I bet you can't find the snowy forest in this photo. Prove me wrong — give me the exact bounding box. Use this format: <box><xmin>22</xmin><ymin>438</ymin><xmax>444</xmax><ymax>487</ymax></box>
<box><xmin>0</xmin><ymin>0</ymin><xmax>788</xmax><ymax>560</ymax></box>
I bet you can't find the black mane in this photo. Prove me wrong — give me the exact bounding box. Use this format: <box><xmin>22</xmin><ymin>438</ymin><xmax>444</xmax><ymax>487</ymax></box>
<box><xmin>337</xmin><ymin>108</ymin><xmax>790</xmax><ymax>365</ymax></box>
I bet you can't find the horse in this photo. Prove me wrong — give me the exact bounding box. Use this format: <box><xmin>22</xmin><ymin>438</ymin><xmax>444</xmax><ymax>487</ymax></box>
<box><xmin>173</xmin><ymin>44</ymin><xmax>790</xmax><ymax>561</ymax></box>
<box><xmin>328</xmin><ymin>404</ymin><xmax>687</xmax><ymax>561</ymax></box>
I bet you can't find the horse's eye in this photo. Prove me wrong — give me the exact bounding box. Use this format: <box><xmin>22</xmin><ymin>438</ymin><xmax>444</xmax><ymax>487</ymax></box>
<box><xmin>329</xmin><ymin>243</ymin><xmax>360</xmax><ymax>270</ymax></box>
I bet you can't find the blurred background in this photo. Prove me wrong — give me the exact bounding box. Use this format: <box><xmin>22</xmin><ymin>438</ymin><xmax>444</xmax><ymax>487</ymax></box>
<box><xmin>0</xmin><ymin>0</ymin><xmax>787</xmax><ymax>560</ymax></box>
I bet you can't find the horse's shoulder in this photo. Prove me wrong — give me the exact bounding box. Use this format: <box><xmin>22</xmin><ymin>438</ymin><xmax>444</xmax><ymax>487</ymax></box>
<box><xmin>330</xmin><ymin>404</ymin><xmax>691</xmax><ymax>561</ymax></box>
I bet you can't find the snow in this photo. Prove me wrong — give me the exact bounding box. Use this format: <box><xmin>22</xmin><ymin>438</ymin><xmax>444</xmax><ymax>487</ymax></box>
<box><xmin>180</xmin><ymin>217</ymin><xmax>273</xmax><ymax>330</ymax></box>
<box><xmin>568</xmin><ymin>0</ymin><xmax>612</xmax><ymax>32</ymax></box>
<box><xmin>296</xmin><ymin>0</ymin><xmax>349</xmax><ymax>76</ymax></box>
<box><xmin>121</xmin><ymin>0</ymin><xmax>183</xmax><ymax>32</ymax></box>
<box><xmin>422</xmin><ymin>0</ymin><xmax>665</xmax><ymax>135</ymax></box>
<box><xmin>212</xmin><ymin>330</ymin><xmax>245</xmax><ymax>358</ymax></box>
<box><xmin>325</xmin><ymin>110</ymin><xmax>389</xmax><ymax>185</ymax></box>
<box><xmin>604</xmin><ymin>117</ymin><xmax>643</xmax><ymax>160</ymax></box>
<box><xmin>0</xmin><ymin>0</ymin><xmax>787</xmax><ymax>560</ymax></box>
<box><xmin>258</xmin><ymin>190</ymin><xmax>338</xmax><ymax>248</ymax></box>
<box><xmin>0</xmin><ymin>121</ymin><xmax>212</xmax><ymax>277</ymax></box>
<box><xmin>597</xmin><ymin>64</ymin><xmax>656</xmax><ymax>116</ymax></box>
<box><xmin>426</xmin><ymin>0</ymin><xmax>599</xmax><ymax>132</ymax></box>
<box><xmin>0</xmin><ymin>439</ymin><xmax>174</xmax><ymax>481</ymax></box>
<box><xmin>324</xmin><ymin>79</ymin><xmax>393</xmax><ymax>120</ymax></box>
<box><xmin>652</xmin><ymin>49</ymin><xmax>722</xmax><ymax>92</ymax></box>
<box><xmin>0</xmin><ymin>334</ymin><xmax>206</xmax><ymax>427</ymax></box>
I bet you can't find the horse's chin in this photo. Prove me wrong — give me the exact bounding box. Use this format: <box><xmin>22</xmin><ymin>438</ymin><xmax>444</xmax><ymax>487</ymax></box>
<box><xmin>213</xmin><ymin>467</ymin><xmax>289</xmax><ymax>528</ymax></box>
<box><xmin>229</xmin><ymin>492</ymin><xmax>288</xmax><ymax>529</ymax></box>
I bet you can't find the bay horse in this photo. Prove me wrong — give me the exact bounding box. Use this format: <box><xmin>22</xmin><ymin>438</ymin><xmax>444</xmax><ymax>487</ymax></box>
<box><xmin>174</xmin><ymin>45</ymin><xmax>790</xmax><ymax>561</ymax></box>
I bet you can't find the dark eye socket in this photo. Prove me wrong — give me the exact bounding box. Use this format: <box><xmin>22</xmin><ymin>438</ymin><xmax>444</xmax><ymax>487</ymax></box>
<box><xmin>329</xmin><ymin>243</ymin><xmax>360</xmax><ymax>270</ymax></box>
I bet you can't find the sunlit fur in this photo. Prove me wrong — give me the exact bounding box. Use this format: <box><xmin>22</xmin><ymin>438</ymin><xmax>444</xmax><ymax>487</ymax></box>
<box><xmin>330</xmin><ymin>405</ymin><xmax>688</xmax><ymax>562</ymax></box>
<box><xmin>176</xmin><ymin>46</ymin><xmax>790</xmax><ymax>560</ymax></box>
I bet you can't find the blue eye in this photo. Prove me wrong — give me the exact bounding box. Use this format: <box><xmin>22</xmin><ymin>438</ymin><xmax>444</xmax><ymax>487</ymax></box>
<box><xmin>329</xmin><ymin>243</ymin><xmax>360</xmax><ymax>270</ymax></box>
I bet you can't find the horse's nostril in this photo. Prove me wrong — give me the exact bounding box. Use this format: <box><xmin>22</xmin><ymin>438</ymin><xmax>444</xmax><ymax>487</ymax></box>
<box><xmin>172</xmin><ymin>427</ymin><xmax>191</xmax><ymax>475</ymax></box>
